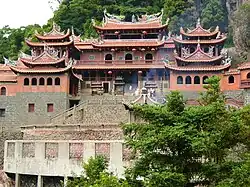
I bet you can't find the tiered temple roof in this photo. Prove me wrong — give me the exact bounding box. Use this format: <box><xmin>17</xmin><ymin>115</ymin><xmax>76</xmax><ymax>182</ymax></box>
<box><xmin>19</xmin><ymin>51</ymin><xmax>66</xmax><ymax>66</ymax></box>
<box><xmin>9</xmin><ymin>48</ymin><xmax>72</xmax><ymax>74</ymax></box>
<box><xmin>74</xmin><ymin>10</ymin><xmax>171</xmax><ymax>51</ymax></box>
<box><xmin>26</xmin><ymin>22</ymin><xmax>73</xmax><ymax>47</ymax></box>
<box><xmin>94</xmin><ymin>9</ymin><xmax>168</xmax><ymax>31</ymax></box>
<box><xmin>0</xmin><ymin>63</ymin><xmax>17</xmax><ymax>83</ymax></box>
<box><xmin>166</xmin><ymin>19</ymin><xmax>229</xmax><ymax>72</ymax></box>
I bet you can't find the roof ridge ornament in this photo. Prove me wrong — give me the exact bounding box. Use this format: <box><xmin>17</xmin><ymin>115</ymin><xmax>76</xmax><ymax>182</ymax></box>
<box><xmin>43</xmin><ymin>44</ymin><xmax>59</xmax><ymax>59</ymax></box>
<box><xmin>196</xmin><ymin>18</ymin><xmax>201</xmax><ymax>27</ymax></box>
<box><xmin>3</xmin><ymin>57</ymin><xmax>16</xmax><ymax>66</ymax></box>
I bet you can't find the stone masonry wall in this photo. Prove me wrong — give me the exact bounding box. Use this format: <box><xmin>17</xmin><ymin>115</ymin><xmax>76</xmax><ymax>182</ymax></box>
<box><xmin>23</xmin><ymin>128</ymin><xmax>123</xmax><ymax>140</ymax></box>
<box><xmin>15</xmin><ymin>92</ymin><xmax>68</xmax><ymax>126</ymax></box>
<box><xmin>0</xmin><ymin>92</ymin><xmax>68</xmax><ymax>130</ymax></box>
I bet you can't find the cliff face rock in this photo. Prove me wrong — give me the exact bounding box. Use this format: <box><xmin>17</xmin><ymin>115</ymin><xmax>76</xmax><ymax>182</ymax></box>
<box><xmin>229</xmin><ymin>0</ymin><xmax>250</xmax><ymax>60</ymax></box>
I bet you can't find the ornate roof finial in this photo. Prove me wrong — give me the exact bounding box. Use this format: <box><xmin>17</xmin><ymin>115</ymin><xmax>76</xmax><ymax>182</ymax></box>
<box><xmin>132</xmin><ymin>14</ymin><xmax>136</xmax><ymax>23</ymax></box>
<box><xmin>71</xmin><ymin>26</ymin><xmax>75</xmax><ymax>36</ymax></box>
<box><xmin>91</xmin><ymin>18</ymin><xmax>96</xmax><ymax>26</ymax></box>
<box><xmin>104</xmin><ymin>8</ymin><xmax>107</xmax><ymax>15</ymax></box>
<box><xmin>197</xmin><ymin>39</ymin><xmax>201</xmax><ymax>49</ymax></box>
<box><xmin>3</xmin><ymin>57</ymin><xmax>16</xmax><ymax>66</ymax></box>
<box><xmin>52</xmin><ymin>21</ymin><xmax>61</xmax><ymax>32</ymax></box>
<box><xmin>196</xmin><ymin>18</ymin><xmax>201</xmax><ymax>27</ymax></box>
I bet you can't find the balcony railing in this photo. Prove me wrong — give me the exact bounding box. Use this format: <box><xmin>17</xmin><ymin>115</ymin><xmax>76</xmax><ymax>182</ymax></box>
<box><xmin>78</xmin><ymin>59</ymin><xmax>162</xmax><ymax>65</ymax></box>
<box><xmin>240</xmin><ymin>79</ymin><xmax>250</xmax><ymax>88</ymax></box>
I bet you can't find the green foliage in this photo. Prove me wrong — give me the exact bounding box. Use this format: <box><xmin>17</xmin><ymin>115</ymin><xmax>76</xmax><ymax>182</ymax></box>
<box><xmin>66</xmin><ymin>156</ymin><xmax>129</xmax><ymax>187</ymax></box>
<box><xmin>201</xmin><ymin>0</ymin><xmax>226</xmax><ymax>29</ymax></box>
<box><xmin>166</xmin><ymin>91</ymin><xmax>185</xmax><ymax>115</ymax></box>
<box><xmin>199</xmin><ymin>76</ymin><xmax>225</xmax><ymax>105</ymax></box>
<box><xmin>122</xmin><ymin>76</ymin><xmax>250</xmax><ymax>186</ymax></box>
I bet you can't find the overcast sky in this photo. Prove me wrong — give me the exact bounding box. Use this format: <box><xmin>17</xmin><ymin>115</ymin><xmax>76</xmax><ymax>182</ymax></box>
<box><xmin>0</xmin><ymin>0</ymin><xmax>57</xmax><ymax>28</ymax></box>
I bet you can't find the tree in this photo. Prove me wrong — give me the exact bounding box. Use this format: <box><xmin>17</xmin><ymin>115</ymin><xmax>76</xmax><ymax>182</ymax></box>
<box><xmin>201</xmin><ymin>0</ymin><xmax>226</xmax><ymax>29</ymax></box>
<box><xmin>166</xmin><ymin>0</ymin><xmax>198</xmax><ymax>33</ymax></box>
<box><xmin>66</xmin><ymin>156</ymin><xmax>129</xmax><ymax>187</ymax></box>
<box><xmin>232</xmin><ymin>3</ymin><xmax>250</xmax><ymax>58</ymax></box>
<box><xmin>123</xmin><ymin>76</ymin><xmax>250</xmax><ymax>186</ymax></box>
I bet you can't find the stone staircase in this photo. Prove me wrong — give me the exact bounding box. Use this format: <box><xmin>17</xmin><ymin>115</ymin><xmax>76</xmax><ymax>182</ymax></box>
<box><xmin>50</xmin><ymin>95</ymin><xmax>137</xmax><ymax>125</ymax></box>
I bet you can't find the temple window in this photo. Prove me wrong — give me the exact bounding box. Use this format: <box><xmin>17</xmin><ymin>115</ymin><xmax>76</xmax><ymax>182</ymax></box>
<box><xmin>31</xmin><ymin>78</ymin><xmax>37</xmax><ymax>86</ymax></box>
<box><xmin>145</xmin><ymin>53</ymin><xmax>153</xmax><ymax>62</ymax></box>
<box><xmin>125</xmin><ymin>53</ymin><xmax>133</xmax><ymax>62</ymax></box>
<box><xmin>203</xmin><ymin>76</ymin><xmax>209</xmax><ymax>84</ymax></box>
<box><xmin>28</xmin><ymin>103</ymin><xmax>35</xmax><ymax>113</ymax></box>
<box><xmin>24</xmin><ymin>78</ymin><xmax>29</xmax><ymax>86</ymax></box>
<box><xmin>177</xmin><ymin>76</ymin><xmax>183</xmax><ymax>84</ymax></box>
<box><xmin>247</xmin><ymin>72</ymin><xmax>250</xmax><ymax>79</ymax></box>
<box><xmin>185</xmin><ymin>76</ymin><xmax>192</xmax><ymax>84</ymax></box>
<box><xmin>0</xmin><ymin>109</ymin><xmax>5</xmax><ymax>117</ymax></box>
<box><xmin>228</xmin><ymin>75</ymin><xmax>235</xmax><ymax>84</ymax></box>
<box><xmin>55</xmin><ymin>77</ymin><xmax>60</xmax><ymax>85</ymax></box>
<box><xmin>194</xmin><ymin>76</ymin><xmax>200</xmax><ymax>84</ymax></box>
<box><xmin>47</xmin><ymin>78</ymin><xmax>53</xmax><ymax>85</ymax></box>
<box><xmin>39</xmin><ymin>78</ymin><xmax>45</xmax><ymax>85</ymax></box>
<box><xmin>0</xmin><ymin>87</ymin><xmax>6</xmax><ymax>95</ymax></box>
<box><xmin>47</xmin><ymin>103</ymin><xmax>54</xmax><ymax>112</ymax></box>
<box><xmin>105</xmin><ymin>54</ymin><xmax>113</xmax><ymax>61</ymax></box>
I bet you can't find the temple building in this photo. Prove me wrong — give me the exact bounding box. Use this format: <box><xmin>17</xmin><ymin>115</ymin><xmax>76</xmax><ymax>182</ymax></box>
<box><xmin>2</xmin><ymin>11</ymin><xmax>250</xmax><ymax>186</ymax></box>
<box><xmin>74</xmin><ymin>10</ymin><xmax>175</xmax><ymax>95</ymax></box>
<box><xmin>166</xmin><ymin>19</ymin><xmax>229</xmax><ymax>91</ymax></box>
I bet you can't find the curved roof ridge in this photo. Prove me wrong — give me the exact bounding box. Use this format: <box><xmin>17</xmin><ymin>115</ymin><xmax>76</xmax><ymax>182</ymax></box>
<box><xmin>180</xmin><ymin>19</ymin><xmax>219</xmax><ymax>37</ymax></box>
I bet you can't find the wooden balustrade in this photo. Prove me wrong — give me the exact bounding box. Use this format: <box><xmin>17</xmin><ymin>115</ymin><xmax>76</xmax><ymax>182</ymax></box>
<box><xmin>77</xmin><ymin>59</ymin><xmax>162</xmax><ymax>65</ymax></box>
<box><xmin>240</xmin><ymin>79</ymin><xmax>250</xmax><ymax>88</ymax></box>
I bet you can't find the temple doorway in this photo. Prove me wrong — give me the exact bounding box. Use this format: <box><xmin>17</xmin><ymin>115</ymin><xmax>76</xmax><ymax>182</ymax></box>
<box><xmin>103</xmin><ymin>82</ymin><xmax>109</xmax><ymax>93</ymax></box>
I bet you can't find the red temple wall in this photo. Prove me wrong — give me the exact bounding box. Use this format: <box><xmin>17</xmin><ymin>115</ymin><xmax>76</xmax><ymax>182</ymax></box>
<box><xmin>240</xmin><ymin>69</ymin><xmax>250</xmax><ymax>80</ymax></box>
<box><xmin>169</xmin><ymin>71</ymin><xmax>222</xmax><ymax>91</ymax></box>
<box><xmin>16</xmin><ymin>75</ymin><xmax>69</xmax><ymax>93</ymax></box>
<box><xmin>221</xmin><ymin>74</ymin><xmax>241</xmax><ymax>91</ymax></box>
<box><xmin>79</xmin><ymin>49</ymin><xmax>173</xmax><ymax>64</ymax></box>
<box><xmin>0</xmin><ymin>83</ymin><xmax>18</xmax><ymax>96</ymax></box>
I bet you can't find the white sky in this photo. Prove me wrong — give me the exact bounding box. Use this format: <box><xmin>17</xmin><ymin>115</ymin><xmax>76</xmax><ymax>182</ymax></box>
<box><xmin>0</xmin><ymin>0</ymin><xmax>57</xmax><ymax>28</ymax></box>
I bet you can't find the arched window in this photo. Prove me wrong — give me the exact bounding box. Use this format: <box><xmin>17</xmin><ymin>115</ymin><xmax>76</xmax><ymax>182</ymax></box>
<box><xmin>145</xmin><ymin>53</ymin><xmax>153</xmax><ymax>61</ymax></box>
<box><xmin>24</xmin><ymin>78</ymin><xmax>29</xmax><ymax>86</ymax></box>
<box><xmin>31</xmin><ymin>78</ymin><xmax>37</xmax><ymax>86</ymax></box>
<box><xmin>203</xmin><ymin>76</ymin><xmax>208</xmax><ymax>84</ymax></box>
<box><xmin>228</xmin><ymin>75</ymin><xmax>235</xmax><ymax>84</ymax></box>
<box><xmin>39</xmin><ymin>78</ymin><xmax>45</xmax><ymax>85</ymax></box>
<box><xmin>125</xmin><ymin>53</ymin><xmax>133</xmax><ymax>61</ymax></box>
<box><xmin>194</xmin><ymin>76</ymin><xmax>200</xmax><ymax>84</ymax></box>
<box><xmin>105</xmin><ymin>54</ymin><xmax>112</xmax><ymax>61</ymax></box>
<box><xmin>55</xmin><ymin>77</ymin><xmax>60</xmax><ymax>85</ymax></box>
<box><xmin>0</xmin><ymin>87</ymin><xmax>6</xmax><ymax>96</ymax></box>
<box><xmin>177</xmin><ymin>76</ymin><xmax>183</xmax><ymax>84</ymax></box>
<box><xmin>185</xmin><ymin>76</ymin><xmax>192</xmax><ymax>84</ymax></box>
<box><xmin>47</xmin><ymin>77</ymin><xmax>53</xmax><ymax>85</ymax></box>
<box><xmin>247</xmin><ymin>72</ymin><xmax>250</xmax><ymax>79</ymax></box>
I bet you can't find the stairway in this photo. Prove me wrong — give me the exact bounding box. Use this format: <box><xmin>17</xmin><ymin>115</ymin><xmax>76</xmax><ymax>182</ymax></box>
<box><xmin>50</xmin><ymin>95</ymin><xmax>137</xmax><ymax>125</ymax></box>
